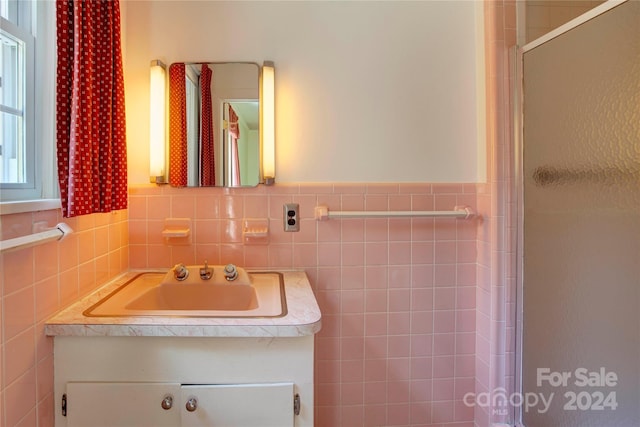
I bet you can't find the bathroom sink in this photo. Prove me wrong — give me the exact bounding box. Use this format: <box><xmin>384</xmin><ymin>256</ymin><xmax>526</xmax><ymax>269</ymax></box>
<box><xmin>126</xmin><ymin>283</ymin><xmax>258</xmax><ymax>311</ymax></box>
<box><xmin>84</xmin><ymin>269</ymin><xmax>286</xmax><ymax>318</ymax></box>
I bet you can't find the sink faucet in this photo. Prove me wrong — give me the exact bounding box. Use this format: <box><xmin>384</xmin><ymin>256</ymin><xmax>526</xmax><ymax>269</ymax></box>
<box><xmin>173</xmin><ymin>264</ymin><xmax>189</xmax><ymax>281</ymax></box>
<box><xmin>199</xmin><ymin>260</ymin><xmax>213</xmax><ymax>280</ymax></box>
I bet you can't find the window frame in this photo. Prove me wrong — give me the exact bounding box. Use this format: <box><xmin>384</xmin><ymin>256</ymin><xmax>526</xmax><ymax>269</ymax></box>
<box><xmin>0</xmin><ymin>0</ymin><xmax>56</xmax><ymax>205</ymax></box>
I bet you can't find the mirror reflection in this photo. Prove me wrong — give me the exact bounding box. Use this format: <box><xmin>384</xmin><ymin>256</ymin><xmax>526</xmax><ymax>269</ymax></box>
<box><xmin>168</xmin><ymin>62</ymin><xmax>260</xmax><ymax>187</ymax></box>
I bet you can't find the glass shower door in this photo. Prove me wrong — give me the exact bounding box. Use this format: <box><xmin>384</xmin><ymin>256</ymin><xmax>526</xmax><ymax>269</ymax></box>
<box><xmin>521</xmin><ymin>1</ymin><xmax>640</xmax><ymax>426</ymax></box>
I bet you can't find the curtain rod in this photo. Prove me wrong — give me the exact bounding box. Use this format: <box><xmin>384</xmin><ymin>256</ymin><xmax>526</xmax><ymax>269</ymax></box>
<box><xmin>0</xmin><ymin>223</ymin><xmax>73</xmax><ymax>253</ymax></box>
<box><xmin>314</xmin><ymin>205</ymin><xmax>475</xmax><ymax>221</ymax></box>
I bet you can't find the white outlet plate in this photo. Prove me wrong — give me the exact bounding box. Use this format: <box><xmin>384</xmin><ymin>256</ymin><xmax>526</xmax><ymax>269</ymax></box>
<box><xmin>283</xmin><ymin>203</ymin><xmax>300</xmax><ymax>232</ymax></box>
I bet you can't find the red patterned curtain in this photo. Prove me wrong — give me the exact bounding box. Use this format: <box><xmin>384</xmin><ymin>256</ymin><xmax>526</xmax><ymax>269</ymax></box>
<box><xmin>56</xmin><ymin>0</ymin><xmax>127</xmax><ymax>218</ymax></box>
<box><xmin>228</xmin><ymin>106</ymin><xmax>241</xmax><ymax>186</ymax></box>
<box><xmin>169</xmin><ymin>63</ymin><xmax>187</xmax><ymax>186</ymax></box>
<box><xmin>199</xmin><ymin>64</ymin><xmax>215</xmax><ymax>186</ymax></box>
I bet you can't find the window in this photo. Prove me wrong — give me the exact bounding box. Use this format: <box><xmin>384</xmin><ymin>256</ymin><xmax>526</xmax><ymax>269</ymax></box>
<box><xmin>0</xmin><ymin>0</ymin><xmax>55</xmax><ymax>203</ymax></box>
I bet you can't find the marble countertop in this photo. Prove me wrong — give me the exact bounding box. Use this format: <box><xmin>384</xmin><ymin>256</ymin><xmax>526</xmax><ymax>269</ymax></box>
<box><xmin>45</xmin><ymin>270</ymin><xmax>322</xmax><ymax>338</ymax></box>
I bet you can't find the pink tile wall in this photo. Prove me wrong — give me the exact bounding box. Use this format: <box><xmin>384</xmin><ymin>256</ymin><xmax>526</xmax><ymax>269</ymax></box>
<box><xmin>129</xmin><ymin>182</ymin><xmax>478</xmax><ymax>427</ymax></box>
<box><xmin>0</xmin><ymin>209</ymin><xmax>129</xmax><ymax>427</ymax></box>
<box><xmin>475</xmin><ymin>1</ymin><xmax>517</xmax><ymax>426</ymax></box>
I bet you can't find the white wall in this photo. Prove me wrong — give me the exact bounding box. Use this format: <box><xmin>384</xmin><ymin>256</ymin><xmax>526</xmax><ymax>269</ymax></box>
<box><xmin>124</xmin><ymin>0</ymin><xmax>484</xmax><ymax>184</ymax></box>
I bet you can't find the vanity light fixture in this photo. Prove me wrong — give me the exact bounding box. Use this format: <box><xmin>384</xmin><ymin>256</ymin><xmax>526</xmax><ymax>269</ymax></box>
<box><xmin>149</xmin><ymin>59</ymin><xmax>167</xmax><ymax>184</ymax></box>
<box><xmin>260</xmin><ymin>61</ymin><xmax>275</xmax><ymax>185</ymax></box>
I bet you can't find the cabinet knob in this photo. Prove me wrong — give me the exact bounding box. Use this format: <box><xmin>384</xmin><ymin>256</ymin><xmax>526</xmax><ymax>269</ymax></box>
<box><xmin>161</xmin><ymin>395</ymin><xmax>173</xmax><ymax>410</ymax></box>
<box><xmin>185</xmin><ymin>397</ymin><xmax>198</xmax><ymax>412</ymax></box>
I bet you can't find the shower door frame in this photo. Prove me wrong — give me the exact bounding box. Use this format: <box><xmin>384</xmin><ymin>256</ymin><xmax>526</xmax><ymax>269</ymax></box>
<box><xmin>513</xmin><ymin>1</ymin><xmax>630</xmax><ymax>425</ymax></box>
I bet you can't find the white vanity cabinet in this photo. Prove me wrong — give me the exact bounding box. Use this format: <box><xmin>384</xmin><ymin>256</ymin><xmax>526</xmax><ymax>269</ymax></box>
<box><xmin>53</xmin><ymin>336</ymin><xmax>313</xmax><ymax>427</ymax></box>
<box><xmin>47</xmin><ymin>270</ymin><xmax>321</xmax><ymax>427</ymax></box>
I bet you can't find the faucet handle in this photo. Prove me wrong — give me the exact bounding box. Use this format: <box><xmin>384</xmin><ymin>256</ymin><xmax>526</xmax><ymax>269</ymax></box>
<box><xmin>173</xmin><ymin>264</ymin><xmax>189</xmax><ymax>281</ymax></box>
<box><xmin>224</xmin><ymin>264</ymin><xmax>238</xmax><ymax>281</ymax></box>
<box><xmin>200</xmin><ymin>260</ymin><xmax>213</xmax><ymax>280</ymax></box>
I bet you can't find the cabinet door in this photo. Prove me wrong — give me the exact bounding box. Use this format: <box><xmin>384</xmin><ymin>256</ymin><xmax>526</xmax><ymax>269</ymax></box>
<box><xmin>181</xmin><ymin>382</ymin><xmax>294</xmax><ymax>427</ymax></box>
<box><xmin>66</xmin><ymin>382</ymin><xmax>181</xmax><ymax>427</ymax></box>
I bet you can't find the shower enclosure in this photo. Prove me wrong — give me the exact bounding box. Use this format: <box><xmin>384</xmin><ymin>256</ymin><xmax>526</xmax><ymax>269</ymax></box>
<box><xmin>518</xmin><ymin>1</ymin><xmax>640</xmax><ymax>426</ymax></box>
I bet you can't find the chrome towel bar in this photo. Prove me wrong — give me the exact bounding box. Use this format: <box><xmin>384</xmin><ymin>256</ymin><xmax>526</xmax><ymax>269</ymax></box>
<box><xmin>314</xmin><ymin>205</ymin><xmax>475</xmax><ymax>220</ymax></box>
<box><xmin>0</xmin><ymin>222</ymin><xmax>73</xmax><ymax>253</ymax></box>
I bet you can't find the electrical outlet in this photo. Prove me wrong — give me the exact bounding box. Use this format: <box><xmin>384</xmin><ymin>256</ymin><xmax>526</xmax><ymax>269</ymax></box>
<box><xmin>283</xmin><ymin>203</ymin><xmax>300</xmax><ymax>232</ymax></box>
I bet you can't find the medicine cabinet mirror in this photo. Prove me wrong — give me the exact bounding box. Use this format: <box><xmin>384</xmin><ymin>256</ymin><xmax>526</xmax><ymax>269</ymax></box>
<box><xmin>168</xmin><ymin>62</ymin><xmax>266</xmax><ymax>187</ymax></box>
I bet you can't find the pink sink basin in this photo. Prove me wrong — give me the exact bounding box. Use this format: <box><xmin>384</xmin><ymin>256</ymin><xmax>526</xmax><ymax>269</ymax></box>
<box><xmin>84</xmin><ymin>271</ymin><xmax>286</xmax><ymax>318</ymax></box>
<box><xmin>126</xmin><ymin>283</ymin><xmax>259</xmax><ymax>311</ymax></box>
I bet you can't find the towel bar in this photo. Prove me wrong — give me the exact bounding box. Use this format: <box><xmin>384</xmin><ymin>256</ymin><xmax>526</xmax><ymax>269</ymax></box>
<box><xmin>0</xmin><ymin>223</ymin><xmax>73</xmax><ymax>253</ymax></box>
<box><xmin>314</xmin><ymin>205</ymin><xmax>475</xmax><ymax>220</ymax></box>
